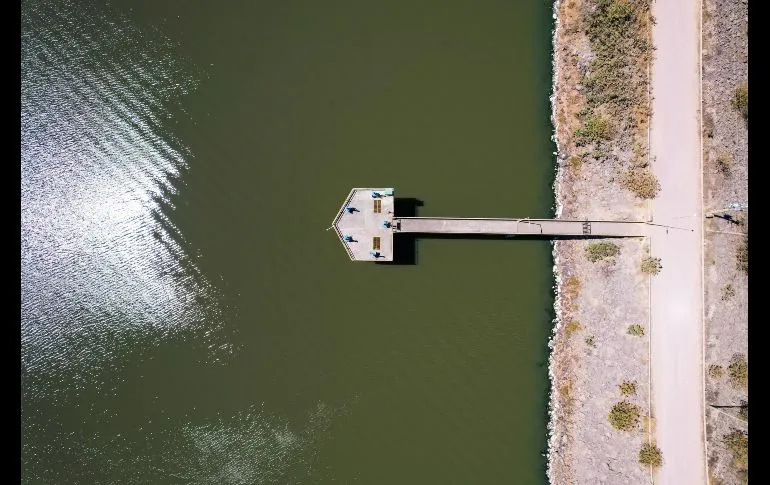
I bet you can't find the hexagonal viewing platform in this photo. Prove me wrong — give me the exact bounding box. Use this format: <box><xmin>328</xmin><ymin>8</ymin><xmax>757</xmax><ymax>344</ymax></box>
<box><xmin>331</xmin><ymin>188</ymin><xmax>395</xmax><ymax>261</ymax></box>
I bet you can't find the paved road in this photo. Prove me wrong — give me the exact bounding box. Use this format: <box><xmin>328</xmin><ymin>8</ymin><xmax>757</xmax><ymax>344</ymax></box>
<box><xmin>649</xmin><ymin>0</ymin><xmax>707</xmax><ymax>483</ymax></box>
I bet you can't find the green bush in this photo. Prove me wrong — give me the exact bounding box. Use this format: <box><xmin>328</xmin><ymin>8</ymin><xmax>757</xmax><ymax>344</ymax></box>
<box><xmin>608</xmin><ymin>400</ymin><xmax>641</xmax><ymax>431</ymax></box>
<box><xmin>728</xmin><ymin>353</ymin><xmax>748</xmax><ymax>390</ymax></box>
<box><xmin>731</xmin><ymin>85</ymin><xmax>748</xmax><ymax>120</ymax></box>
<box><xmin>627</xmin><ymin>324</ymin><xmax>645</xmax><ymax>337</ymax></box>
<box><xmin>641</xmin><ymin>256</ymin><xmax>662</xmax><ymax>275</ymax></box>
<box><xmin>639</xmin><ymin>442</ymin><xmax>663</xmax><ymax>468</ymax></box>
<box><xmin>723</xmin><ymin>429</ymin><xmax>748</xmax><ymax>471</ymax></box>
<box><xmin>585</xmin><ymin>335</ymin><xmax>597</xmax><ymax>347</ymax></box>
<box><xmin>585</xmin><ymin>242</ymin><xmax>621</xmax><ymax>262</ymax></box>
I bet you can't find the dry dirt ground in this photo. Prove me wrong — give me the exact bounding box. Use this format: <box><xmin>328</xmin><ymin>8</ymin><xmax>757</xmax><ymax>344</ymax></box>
<box><xmin>701</xmin><ymin>0</ymin><xmax>748</xmax><ymax>483</ymax></box>
<box><xmin>549</xmin><ymin>239</ymin><xmax>652</xmax><ymax>485</ymax></box>
<box><xmin>547</xmin><ymin>0</ymin><xmax>655</xmax><ymax>483</ymax></box>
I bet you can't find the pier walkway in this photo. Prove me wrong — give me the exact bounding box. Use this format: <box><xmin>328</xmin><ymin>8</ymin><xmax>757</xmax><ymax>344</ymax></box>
<box><xmin>394</xmin><ymin>217</ymin><xmax>647</xmax><ymax>237</ymax></box>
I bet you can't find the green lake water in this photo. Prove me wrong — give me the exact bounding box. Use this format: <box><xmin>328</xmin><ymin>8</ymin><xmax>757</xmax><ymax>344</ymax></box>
<box><xmin>21</xmin><ymin>1</ymin><xmax>555</xmax><ymax>483</ymax></box>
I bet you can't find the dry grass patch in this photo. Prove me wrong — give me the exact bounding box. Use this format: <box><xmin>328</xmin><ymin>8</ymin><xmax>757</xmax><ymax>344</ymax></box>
<box><xmin>559</xmin><ymin>382</ymin><xmax>576</xmax><ymax>412</ymax></box>
<box><xmin>584</xmin><ymin>0</ymin><xmax>651</xmax><ymax>112</ymax></box>
<box><xmin>562</xmin><ymin>0</ymin><xmax>653</xmax><ymax>197</ymax></box>
<box><xmin>562</xmin><ymin>276</ymin><xmax>582</xmax><ymax>313</ymax></box>
<box><xmin>567</xmin><ymin>155</ymin><xmax>584</xmax><ymax>175</ymax></box>
<box><xmin>564</xmin><ymin>320</ymin><xmax>583</xmax><ymax>339</ymax></box>
<box><xmin>564</xmin><ymin>276</ymin><xmax>581</xmax><ymax>299</ymax></box>
<box><xmin>632</xmin><ymin>143</ymin><xmax>647</xmax><ymax>166</ymax></box>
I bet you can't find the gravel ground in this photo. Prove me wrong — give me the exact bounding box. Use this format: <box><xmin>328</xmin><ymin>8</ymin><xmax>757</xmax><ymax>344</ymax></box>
<box><xmin>552</xmin><ymin>238</ymin><xmax>652</xmax><ymax>485</ymax></box>
<box><xmin>701</xmin><ymin>0</ymin><xmax>748</xmax><ymax>483</ymax></box>
<box><xmin>547</xmin><ymin>0</ymin><xmax>653</xmax><ymax>483</ymax></box>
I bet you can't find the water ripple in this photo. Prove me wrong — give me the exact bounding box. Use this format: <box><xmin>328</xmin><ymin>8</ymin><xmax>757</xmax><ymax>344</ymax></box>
<box><xmin>21</xmin><ymin>0</ymin><xmax>229</xmax><ymax>400</ymax></box>
<box><xmin>23</xmin><ymin>399</ymin><xmax>356</xmax><ymax>485</ymax></box>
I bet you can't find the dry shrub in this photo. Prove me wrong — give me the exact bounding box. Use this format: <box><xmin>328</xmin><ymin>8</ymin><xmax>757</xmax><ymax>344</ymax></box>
<box><xmin>622</xmin><ymin>168</ymin><xmax>660</xmax><ymax>199</ymax></box>
<box><xmin>708</xmin><ymin>364</ymin><xmax>724</xmax><ymax>379</ymax></box>
<box><xmin>716</xmin><ymin>152</ymin><xmax>733</xmax><ymax>176</ymax></box>
<box><xmin>608</xmin><ymin>400</ymin><xmax>641</xmax><ymax>431</ymax></box>
<box><xmin>585</xmin><ymin>242</ymin><xmax>620</xmax><ymax>262</ymax></box>
<box><xmin>731</xmin><ymin>85</ymin><xmax>748</xmax><ymax>121</ymax></box>
<box><xmin>721</xmin><ymin>284</ymin><xmax>735</xmax><ymax>300</ymax></box>
<box><xmin>574</xmin><ymin>115</ymin><xmax>614</xmax><ymax>146</ymax></box>
<box><xmin>641</xmin><ymin>256</ymin><xmax>662</xmax><ymax>275</ymax></box>
<box><xmin>619</xmin><ymin>380</ymin><xmax>637</xmax><ymax>396</ymax></box>
<box><xmin>639</xmin><ymin>442</ymin><xmax>663</xmax><ymax>468</ymax></box>
<box><xmin>728</xmin><ymin>353</ymin><xmax>748</xmax><ymax>390</ymax></box>
<box><xmin>723</xmin><ymin>429</ymin><xmax>748</xmax><ymax>471</ymax></box>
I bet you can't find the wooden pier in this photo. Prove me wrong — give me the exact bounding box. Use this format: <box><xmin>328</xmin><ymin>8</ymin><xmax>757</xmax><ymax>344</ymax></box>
<box><xmin>394</xmin><ymin>217</ymin><xmax>647</xmax><ymax>237</ymax></box>
<box><xmin>331</xmin><ymin>188</ymin><xmax>647</xmax><ymax>262</ymax></box>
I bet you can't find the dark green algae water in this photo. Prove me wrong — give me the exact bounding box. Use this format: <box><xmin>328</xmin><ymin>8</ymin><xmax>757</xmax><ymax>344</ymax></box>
<box><xmin>21</xmin><ymin>0</ymin><xmax>556</xmax><ymax>483</ymax></box>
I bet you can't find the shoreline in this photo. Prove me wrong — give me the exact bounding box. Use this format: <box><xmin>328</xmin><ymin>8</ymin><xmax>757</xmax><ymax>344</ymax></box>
<box><xmin>546</xmin><ymin>0</ymin><xmax>653</xmax><ymax>483</ymax></box>
<box><xmin>545</xmin><ymin>1</ymin><xmax>566</xmax><ymax>483</ymax></box>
